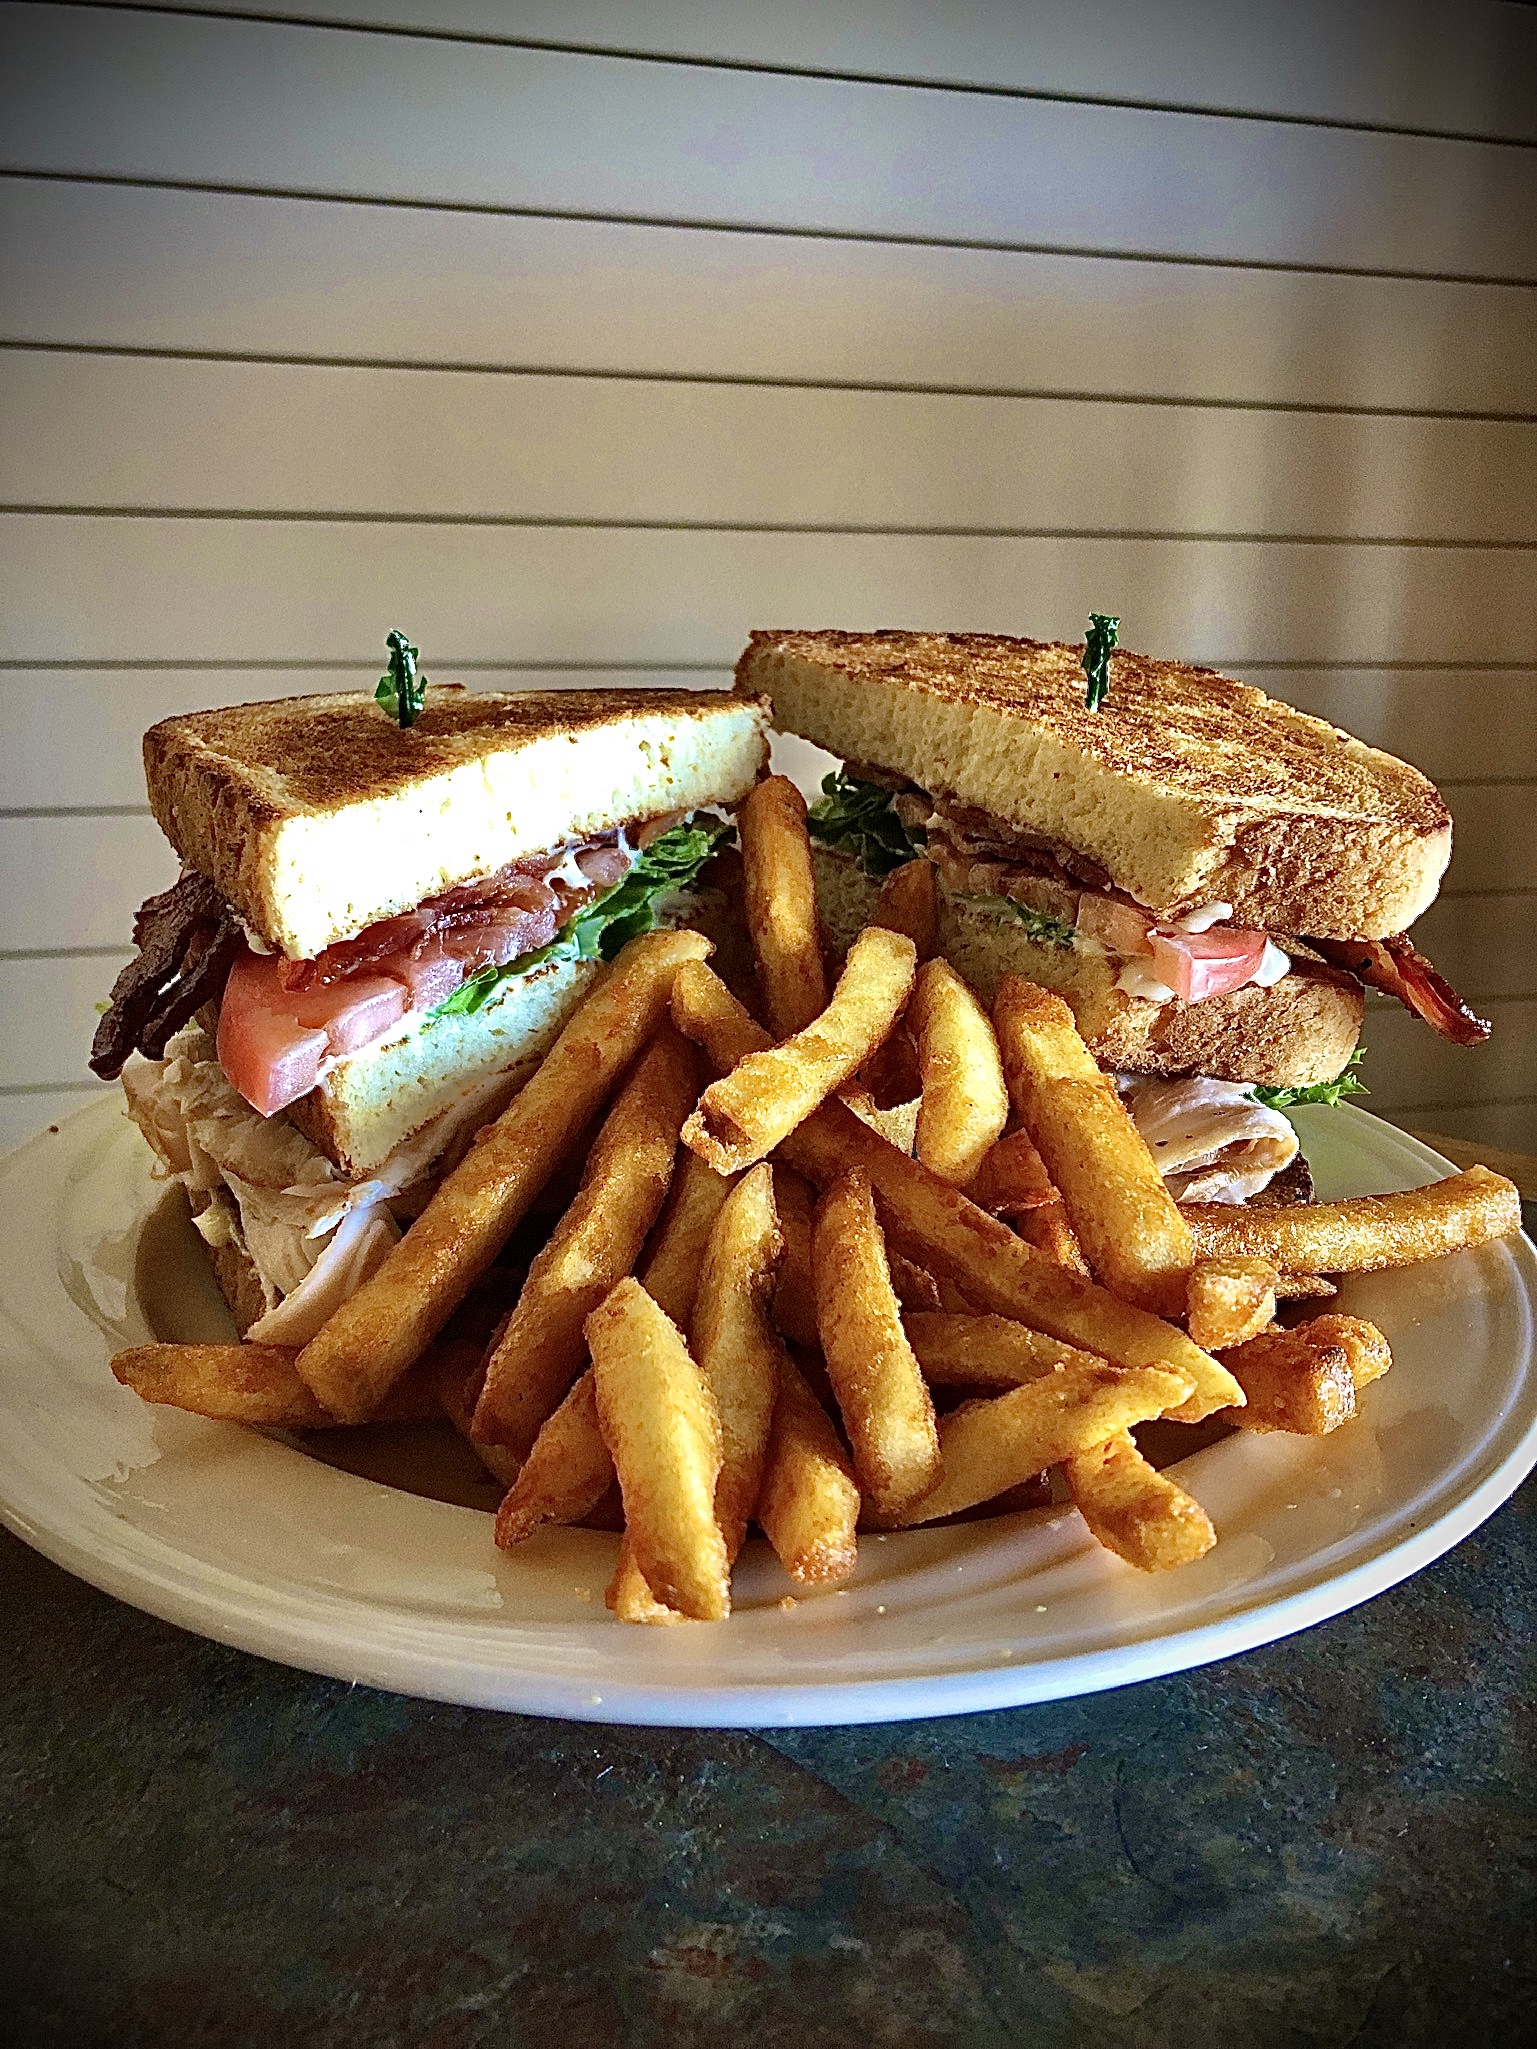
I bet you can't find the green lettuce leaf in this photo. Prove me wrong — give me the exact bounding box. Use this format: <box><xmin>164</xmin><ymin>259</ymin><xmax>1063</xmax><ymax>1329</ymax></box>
<box><xmin>430</xmin><ymin>814</ymin><xmax>732</xmax><ymax>1020</ymax></box>
<box><xmin>806</xmin><ymin>771</ymin><xmax>926</xmax><ymax>878</ymax></box>
<box><xmin>1248</xmin><ymin>1048</ymin><xmax>1368</xmax><ymax>1112</ymax></box>
<box><xmin>964</xmin><ymin>894</ymin><xmax>1076</xmax><ymax>950</ymax></box>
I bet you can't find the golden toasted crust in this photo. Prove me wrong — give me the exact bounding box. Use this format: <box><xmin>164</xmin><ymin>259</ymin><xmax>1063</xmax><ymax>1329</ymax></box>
<box><xmin>145</xmin><ymin>685</ymin><xmax>770</xmax><ymax>957</ymax></box>
<box><xmin>814</xmin><ymin>847</ymin><xmax>1363</xmax><ymax>1090</ymax></box>
<box><xmin>740</xmin><ymin>631</ymin><xmax>1450</xmax><ymax>938</ymax></box>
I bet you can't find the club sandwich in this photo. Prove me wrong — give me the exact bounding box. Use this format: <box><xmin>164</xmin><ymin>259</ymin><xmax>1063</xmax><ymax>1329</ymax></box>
<box><xmin>737</xmin><ymin>628</ymin><xmax>1487</xmax><ymax>1205</ymax></box>
<box><xmin>93</xmin><ymin>683</ymin><xmax>769</xmax><ymax>1340</ymax></box>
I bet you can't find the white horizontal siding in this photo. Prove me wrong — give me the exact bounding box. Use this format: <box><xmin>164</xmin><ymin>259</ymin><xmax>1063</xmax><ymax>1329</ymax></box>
<box><xmin>7</xmin><ymin>182</ymin><xmax>1532</xmax><ymax>415</ymax></box>
<box><xmin>6</xmin><ymin>7</ymin><xmax>1534</xmax><ymax>277</ymax></box>
<box><xmin>1</xmin><ymin>2</ymin><xmax>1531</xmax><ymax>1152</ymax></box>
<box><xmin>116</xmin><ymin>2</ymin><xmax>1537</xmax><ymax>141</ymax></box>
<box><xmin>5</xmin><ymin>352</ymin><xmax>1533</xmax><ymax>542</ymax></box>
<box><xmin>3</xmin><ymin>519</ymin><xmax>1531</xmax><ymax>668</ymax></box>
<box><xmin>6</xmin><ymin>666</ymin><xmax>1532</xmax><ymax>813</ymax></box>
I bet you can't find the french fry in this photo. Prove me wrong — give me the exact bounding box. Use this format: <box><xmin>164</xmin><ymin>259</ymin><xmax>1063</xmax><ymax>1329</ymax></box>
<box><xmin>888</xmin><ymin>1251</ymin><xmax>945</xmax><ymax>1314</ymax></box>
<box><xmin>1307</xmin><ymin>1314</ymin><xmax>1392</xmax><ymax>1389</ymax></box>
<box><xmin>1016</xmin><ymin>1201</ymin><xmax>1092</xmax><ymax>1275</ymax></box>
<box><xmin>607</xmin><ymin>1533</ymin><xmax>688</xmax><ymax>1625</ymax></box>
<box><xmin>638</xmin><ymin>1147</ymin><xmax>737</xmax><ymax>1330</ymax></box>
<box><xmin>428</xmin><ymin>1343</ymin><xmax>522</xmax><ymax>1488</ymax></box>
<box><xmin>587</xmin><ymin>1278</ymin><xmax>730</xmax><ymax>1621</ymax></box>
<box><xmin>896</xmin><ymin>1360</ymin><xmax>1196</xmax><ymax>1525</ymax></box>
<box><xmin>813</xmin><ymin>1167</ymin><xmax>941</xmax><ymax>1520</ymax></box>
<box><xmin>770</xmin><ymin>1164</ymin><xmax>820</xmax><ymax>1347</ymax></box>
<box><xmin>473</xmin><ymin>1027</ymin><xmax>699</xmax><ymax>1454</ymax></box>
<box><xmin>690</xmin><ymin>1163</ymin><xmax>788</xmax><ymax>1562</ymax></box>
<box><xmin>1184</xmin><ymin>1166</ymin><xmax>1521</xmax><ymax>1274</ymax></box>
<box><xmin>683</xmin><ymin>925</ymin><xmax>917</xmax><ymax>1174</ymax></box>
<box><xmin>910</xmin><ymin>958</ymin><xmax>1010</xmax><ymax>1186</ymax></box>
<box><xmin>740</xmin><ymin>773</ymin><xmax>827</xmax><ymax>1038</ymax></box>
<box><xmin>494</xmin><ymin>1369</ymin><xmax>615</xmax><ymax>1547</ymax></box>
<box><xmin>670</xmin><ymin>963</ymin><xmax>1239</xmax><ymax>1420</ymax></box>
<box><xmin>1062</xmin><ymin>1431</ymin><xmax>1216</xmax><ymax>1571</ymax></box>
<box><xmin>296</xmin><ymin>927</ymin><xmax>711</xmax><ymax>1422</ymax></box>
<box><xmin>755</xmin><ymin>1355</ymin><xmax>861</xmax><ymax>1586</ymax></box>
<box><xmin>965</xmin><ymin>1128</ymin><xmax>1055</xmax><ymax>1217</ymax></box>
<box><xmin>1275</xmin><ymin>1272</ymin><xmax>1338</xmax><ymax>1301</ymax></box>
<box><xmin>904</xmin><ymin>1311</ymin><xmax>1107</xmax><ymax>1389</ymax></box>
<box><xmin>111</xmin><ymin>1342</ymin><xmax>442</xmax><ymax>1428</ymax></box>
<box><xmin>994</xmin><ymin>977</ymin><xmax>1193</xmax><ymax>1319</ymax></box>
<box><xmin>1220</xmin><ymin>1323</ymin><xmax>1358</xmax><ymax>1435</ymax></box>
<box><xmin>872</xmin><ymin>857</ymin><xmax>939</xmax><ymax>959</ymax></box>
<box><xmin>1186</xmin><ymin>1256</ymin><xmax>1278</xmax><ymax>1351</ymax></box>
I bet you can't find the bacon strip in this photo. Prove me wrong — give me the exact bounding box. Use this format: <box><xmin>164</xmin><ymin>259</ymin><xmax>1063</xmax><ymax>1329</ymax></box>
<box><xmin>1310</xmin><ymin>935</ymin><xmax>1491</xmax><ymax>1046</ymax></box>
<box><xmin>90</xmin><ymin>873</ymin><xmax>243</xmax><ymax>1079</ymax></box>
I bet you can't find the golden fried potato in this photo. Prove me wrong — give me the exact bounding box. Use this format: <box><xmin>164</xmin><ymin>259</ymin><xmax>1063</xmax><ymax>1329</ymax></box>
<box><xmin>1062</xmin><ymin>1430</ymin><xmax>1216</xmax><ymax>1572</ymax></box>
<box><xmin>606</xmin><ymin>1533</ymin><xmax>689</xmax><ymax>1625</ymax></box>
<box><xmin>1221</xmin><ymin>1323</ymin><xmax>1358</xmax><ymax>1435</ymax></box>
<box><xmin>297</xmin><ymin>928</ymin><xmax>711</xmax><ymax>1421</ymax></box>
<box><xmin>756</xmin><ymin>1355</ymin><xmax>861</xmax><ymax>1587</ymax></box>
<box><xmin>740</xmin><ymin>773</ymin><xmax>827</xmax><ymax>1038</ymax></box>
<box><xmin>670</xmin><ymin>963</ymin><xmax>1238</xmax><ymax>1421</ymax></box>
<box><xmin>588</xmin><ymin>1278</ymin><xmax>730</xmax><ymax>1621</ymax></box>
<box><xmin>690</xmin><ymin>1163</ymin><xmax>788</xmax><ymax>1562</ymax></box>
<box><xmin>683</xmin><ymin>925</ymin><xmax>917</xmax><ymax>1173</ymax></box>
<box><xmin>812</xmin><ymin>1167</ymin><xmax>941</xmax><ymax>1521</ymax></box>
<box><xmin>473</xmin><ymin>1027</ymin><xmax>698</xmax><ymax>1455</ymax></box>
<box><xmin>494</xmin><ymin>1369</ymin><xmax>616</xmax><ymax>1548</ymax></box>
<box><xmin>1186</xmin><ymin>1256</ymin><xmax>1278</xmax><ymax>1351</ymax></box>
<box><xmin>1184</xmin><ymin>1167</ymin><xmax>1521</xmax><ymax>1275</ymax></box>
<box><xmin>896</xmin><ymin>1360</ymin><xmax>1196</xmax><ymax>1526</ymax></box>
<box><xmin>428</xmin><ymin>1342</ymin><xmax>521</xmax><ymax>1488</ymax></box>
<box><xmin>910</xmin><ymin>958</ymin><xmax>1009</xmax><ymax>1186</ymax></box>
<box><xmin>112</xmin><ymin>1341</ymin><xmax>442</xmax><ymax>1428</ymax></box>
<box><xmin>872</xmin><ymin>857</ymin><xmax>939</xmax><ymax>959</ymax></box>
<box><xmin>638</xmin><ymin>1146</ymin><xmax>737</xmax><ymax>1331</ymax></box>
<box><xmin>994</xmin><ymin>977</ymin><xmax>1193</xmax><ymax>1321</ymax></box>
<box><xmin>904</xmin><ymin>1311</ymin><xmax>1106</xmax><ymax>1390</ymax></box>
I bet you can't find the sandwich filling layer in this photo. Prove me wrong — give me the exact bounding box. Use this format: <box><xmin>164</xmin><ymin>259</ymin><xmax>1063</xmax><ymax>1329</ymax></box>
<box><xmin>93</xmin><ymin>811</ymin><xmax>731</xmax><ymax>1119</ymax></box>
<box><xmin>809</xmin><ymin>767</ymin><xmax>1484</xmax><ymax>1045</ymax></box>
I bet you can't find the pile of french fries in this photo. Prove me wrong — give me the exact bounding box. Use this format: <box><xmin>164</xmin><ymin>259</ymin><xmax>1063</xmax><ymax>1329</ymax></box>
<box><xmin>112</xmin><ymin>775</ymin><xmax>1523</xmax><ymax>1625</ymax></box>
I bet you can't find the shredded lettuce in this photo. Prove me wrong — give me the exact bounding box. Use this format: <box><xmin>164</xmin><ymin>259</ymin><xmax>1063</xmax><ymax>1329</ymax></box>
<box><xmin>964</xmin><ymin>894</ymin><xmax>1076</xmax><ymax>950</ymax></box>
<box><xmin>806</xmin><ymin>770</ymin><xmax>926</xmax><ymax>878</ymax></box>
<box><xmin>430</xmin><ymin>814</ymin><xmax>732</xmax><ymax>1020</ymax></box>
<box><xmin>1248</xmin><ymin>1048</ymin><xmax>1368</xmax><ymax>1111</ymax></box>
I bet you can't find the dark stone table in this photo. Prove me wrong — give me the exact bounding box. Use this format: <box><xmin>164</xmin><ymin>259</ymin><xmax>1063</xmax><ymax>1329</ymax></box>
<box><xmin>3</xmin><ymin>1466</ymin><xmax>1533</xmax><ymax>2048</ymax></box>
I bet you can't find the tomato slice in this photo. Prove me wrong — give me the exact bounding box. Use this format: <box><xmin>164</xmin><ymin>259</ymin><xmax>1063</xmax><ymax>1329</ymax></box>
<box><xmin>1147</xmin><ymin>928</ymin><xmax>1269</xmax><ymax>1004</ymax></box>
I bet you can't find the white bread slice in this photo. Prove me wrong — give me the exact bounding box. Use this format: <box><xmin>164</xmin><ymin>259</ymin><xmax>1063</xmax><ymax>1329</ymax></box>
<box><xmin>146</xmin><ymin>686</ymin><xmax>769</xmax><ymax>960</ymax></box>
<box><xmin>741</xmin><ymin>631</ymin><xmax>1449</xmax><ymax>939</ymax></box>
<box><xmin>285</xmin><ymin>947</ymin><xmax>603</xmax><ymax>1177</ymax></box>
<box><xmin>814</xmin><ymin>846</ymin><xmax>1363</xmax><ymax>1090</ymax></box>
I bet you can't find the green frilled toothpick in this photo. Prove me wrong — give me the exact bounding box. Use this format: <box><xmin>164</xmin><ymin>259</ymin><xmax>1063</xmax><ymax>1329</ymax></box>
<box><xmin>375</xmin><ymin>630</ymin><xmax>427</xmax><ymax>728</ymax></box>
<box><xmin>1082</xmin><ymin>613</ymin><xmax>1119</xmax><ymax>711</ymax></box>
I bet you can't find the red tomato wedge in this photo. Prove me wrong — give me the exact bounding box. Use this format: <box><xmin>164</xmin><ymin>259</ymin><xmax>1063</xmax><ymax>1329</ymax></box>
<box><xmin>1147</xmin><ymin>927</ymin><xmax>1269</xmax><ymax>1004</ymax></box>
<box><xmin>218</xmin><ymin>952</ymin><xmax>409</xmax><ymax>1117</ymax></box>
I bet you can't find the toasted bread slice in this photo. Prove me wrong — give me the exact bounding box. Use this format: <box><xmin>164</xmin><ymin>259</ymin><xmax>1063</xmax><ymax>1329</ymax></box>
<box><xmin>814</xmin><ymin>845</ymin><xmax>1363</xmax><ymax>1090</ymax></box>
<box><xmin>285</xmin><ymin>946</ymin><xmax>602</xmax><ymax>1177</ymax></box>
<box><xmin>740</xmin><ymin>631</ymin><xmax>1448</xmax><ymax>939</ymax></box>
<box><xmin>146</xmin><ymin>686</ymin><xmax>769</xmax><ymax>960</ymax></box>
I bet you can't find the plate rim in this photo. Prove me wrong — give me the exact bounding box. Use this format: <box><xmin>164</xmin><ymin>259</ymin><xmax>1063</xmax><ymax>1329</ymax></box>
<box><xmin>2</xmin><ymin>1096</ymin><xmax>1535</xmax><ymax>1728</ymax></box>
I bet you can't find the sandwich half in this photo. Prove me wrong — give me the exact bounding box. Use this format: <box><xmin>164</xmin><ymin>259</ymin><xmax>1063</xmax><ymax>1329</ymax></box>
<box><xmin>93</xmin><ymin>684</ymin><xmax>768</xmax><ymax>1339</ymax></box>
<box><xmin>737</xmin><ymin>628</ymin><xmax>1487</xmax><ymax>1203</ymax></box>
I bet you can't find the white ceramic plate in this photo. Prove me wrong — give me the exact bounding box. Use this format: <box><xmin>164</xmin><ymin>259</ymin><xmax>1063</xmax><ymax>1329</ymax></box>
<box><xmin>2</xmin><ymin>1097</ymin><xmax>1534</xmax><ymax>1726</ymax></box>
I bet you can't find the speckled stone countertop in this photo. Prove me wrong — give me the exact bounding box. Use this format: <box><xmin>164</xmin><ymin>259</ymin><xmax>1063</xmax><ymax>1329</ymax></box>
<box><xmin>3</xmin><ymin>1468</ymin><xmax>1532</xmax><ymax>2048</ymax></box>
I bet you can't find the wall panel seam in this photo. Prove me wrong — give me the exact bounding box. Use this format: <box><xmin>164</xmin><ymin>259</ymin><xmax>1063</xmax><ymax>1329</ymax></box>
<box><xmin>6</xmin><ymin>342</ymin><xmax>1531</xmax><ymax>425</ymax></box>
<box><xmin>6</xmin><ymin>169</ymin><xmax>1533</xmax><ymax>292</ymax></box>
<box><xmin>75</xmin><ymin>1</ymin><xmax>1537</xmax><ymax>152</ymax></box>
<box><xmin>4</xmin><ymin>507</ymin><xmax>1533</xmax><ymax>548</ymax></box>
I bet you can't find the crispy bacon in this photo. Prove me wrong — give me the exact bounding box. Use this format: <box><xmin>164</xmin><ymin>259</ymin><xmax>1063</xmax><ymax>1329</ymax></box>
<box><xmin>89</xmin><ymin>873</ymin><xmax>244</xmax><ymax>1079</ymax></box>
<box><xmin>1310</xmin><ymin>934</ymin><xmax>1491</xmax><ymax>1046</ymax></box>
